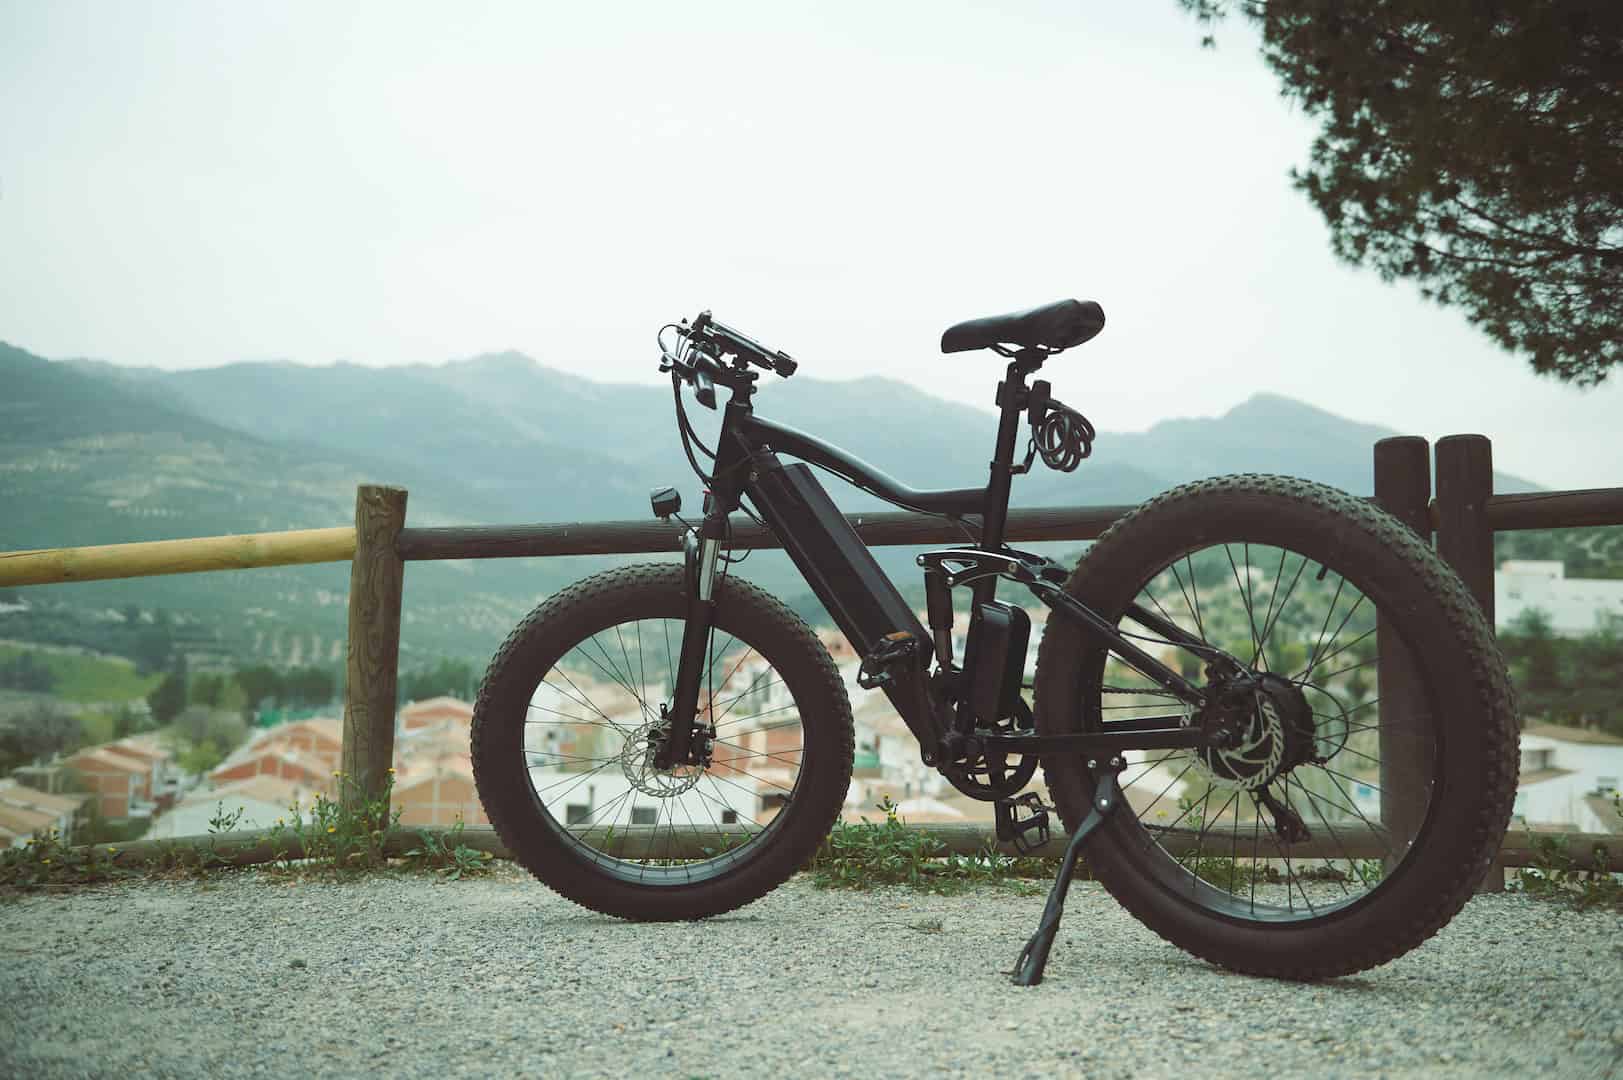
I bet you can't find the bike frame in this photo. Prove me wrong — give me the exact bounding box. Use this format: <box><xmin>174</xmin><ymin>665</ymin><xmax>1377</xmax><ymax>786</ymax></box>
<box><xmin>658</xmin><ymin>351</ymin><xmax>1217</xmax><ymax>772</ymax></box>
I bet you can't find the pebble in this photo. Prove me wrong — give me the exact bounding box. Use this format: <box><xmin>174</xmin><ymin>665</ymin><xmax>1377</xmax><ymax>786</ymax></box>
<box><xmin>0</xmin><ymin>868</ymin><xmax>1618</xmax><ymax>1078</ymax></box>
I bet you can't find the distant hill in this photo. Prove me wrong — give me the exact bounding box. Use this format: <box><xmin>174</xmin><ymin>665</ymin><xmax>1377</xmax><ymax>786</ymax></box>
<box><xmin>8</xmin><ymin>340</ymin><xmax>1544</xmax><ymax>664</ymax></box>
<box><xmin>1</xmin><ymin>342</ymin><xmax>606</xmax><ymax>667</ymax></box>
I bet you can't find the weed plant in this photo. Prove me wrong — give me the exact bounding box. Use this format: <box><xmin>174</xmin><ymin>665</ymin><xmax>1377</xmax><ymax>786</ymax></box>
<box><xmin>806</xmin><ymin>796</ymin><xmax>1067</xmax><ymax>895</ymax></box>
<box><xmin>0</xmin><ymin>768</ymin><xmax>493</xmax><ymax>892</ymax></box>
<box><xmin>1510</xmin><ymin>797</ymin><xmax>1623</xmax><ymax>912</ymax></box>
<box><xmin>402</xmin><ymin>819</ymin><xmax>496</xmax><ymax>880</ymax></box>
<box><xmin>264</xmin><ymin>769</ymin><xmax>400</xmax><ymax>871</ymax></box>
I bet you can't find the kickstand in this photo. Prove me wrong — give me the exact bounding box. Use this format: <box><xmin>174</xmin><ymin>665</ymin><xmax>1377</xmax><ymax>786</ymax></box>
<box><xmin>1010</xmin><ymin>757</ymin><xmax>1125</xmax><ymax>987</ymax></box>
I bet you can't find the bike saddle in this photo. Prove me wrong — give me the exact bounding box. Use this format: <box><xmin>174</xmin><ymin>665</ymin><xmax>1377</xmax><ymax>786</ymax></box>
<box><xmin>939</xmin><ymin>298</ymin><xmax>1105</xmax><ymax>355</ymax></box>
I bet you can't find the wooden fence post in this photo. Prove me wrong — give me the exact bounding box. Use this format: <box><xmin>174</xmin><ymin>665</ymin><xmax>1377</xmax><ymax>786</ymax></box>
<box><xmin>341</xmin><ymin>485</ymin><xmax>408</xmax><ymax>813</ymax></box>
<box><xmin>1372</xmin><ymin>437</ymin><xmax>1433</xmax><ymax>879</ymax></box>
<box><xmin>1433</xmin><ymin>434</ymin><xmax>1505</xmax><ymax>893</ymax></box>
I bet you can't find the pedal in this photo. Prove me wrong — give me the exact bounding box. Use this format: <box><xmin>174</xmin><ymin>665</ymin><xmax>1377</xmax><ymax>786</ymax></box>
<box><xmin>994</xmin><ymin>792</ymin><xmax>1051</xmax><ymax>855</ymax></box>
<box><xmin>857</xmin><ymin>631</ymin><xmax>919</xmax><ymax>690</ymax></box>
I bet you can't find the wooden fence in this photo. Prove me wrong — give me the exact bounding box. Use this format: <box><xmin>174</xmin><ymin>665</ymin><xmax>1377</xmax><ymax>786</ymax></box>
<box><xmin>3</xmin><ymin>433</ymin><xmax>1622</xmax><ymax>875</ymax></box>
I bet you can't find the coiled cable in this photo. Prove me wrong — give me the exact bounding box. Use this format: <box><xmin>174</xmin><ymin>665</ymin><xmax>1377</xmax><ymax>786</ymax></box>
<box><xmin>1033</xmin><ymin>401</ymin><xmax>1096</xmax><ymax>472</ymax></box>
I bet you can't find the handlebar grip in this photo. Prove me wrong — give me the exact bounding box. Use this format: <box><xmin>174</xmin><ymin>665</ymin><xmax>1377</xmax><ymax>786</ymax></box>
<box><xmin>692</xmin><ymin>363</ymin><xmax>717</xmax><ymax>408</ymax></box>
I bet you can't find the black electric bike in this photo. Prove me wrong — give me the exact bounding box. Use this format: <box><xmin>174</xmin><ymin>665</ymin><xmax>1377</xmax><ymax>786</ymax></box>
<box><xmin>470</xmin><ymin>300</ymin><xmax>1518</xmax><ymax>985</ymax></box>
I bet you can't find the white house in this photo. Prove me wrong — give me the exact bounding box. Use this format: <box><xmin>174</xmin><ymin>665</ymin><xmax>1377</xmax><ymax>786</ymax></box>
<box><xmin>1496</xmin><ymin>561</ymin><xmax>1623</xmax><ymax>637</ymax></box>
<box><xmin>521</xmin><ymin>664</ymin><xmax>761</xmax><ymax>840</ymax></box>
<box><xmin>1514</xmin><ymin>722</ymin><xmax>1623</xmax><ymax>832</ymax></box>
<box><xmin>146</xmin><ymin>775</ymin><xmax>316</xmax><ymax>839</ymax></box>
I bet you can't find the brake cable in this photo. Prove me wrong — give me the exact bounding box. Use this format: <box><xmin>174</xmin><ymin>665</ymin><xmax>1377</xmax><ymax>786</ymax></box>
<box><xmin>660</xmin><ymin>324</ymin><xmax>719</xmax><ymax>486</ymax></box>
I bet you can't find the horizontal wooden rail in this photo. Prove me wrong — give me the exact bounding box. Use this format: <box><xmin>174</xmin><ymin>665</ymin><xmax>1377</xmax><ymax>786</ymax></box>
<box><xmin>1485</xmin><ymin>487</ymin><xmax>1623</xmax><ymax>531</ymax></box>
<box><xmin>0</xmin><ymin>527</ymin><xmax>357</xmax><ymax>588</ymax></box>
<box><xmin>6</xmin><ymin>485</ymin><xmax>1618</xmax><ymax>587</ymax></box>
<box><xmin>394</xmin><ymin>504</ymin><xmax>1139</xmax><ymax>560</ymax></box>
<box><xmin>90</xmin><ymin>823</ymin><xmax>1623</xmax><ymax>872</ymax></box>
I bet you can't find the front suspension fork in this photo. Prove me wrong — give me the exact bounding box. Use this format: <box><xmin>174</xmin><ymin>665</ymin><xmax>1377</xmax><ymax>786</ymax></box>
<box><xmin>654</xmin><ymin>517</ymin><xmax>724</xmax><ymax>770</ymax></box>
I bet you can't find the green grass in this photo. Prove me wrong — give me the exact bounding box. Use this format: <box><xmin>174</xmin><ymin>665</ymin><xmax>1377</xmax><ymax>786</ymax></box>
<box><xmin>806</xmin><ymin>796</ymin><xmax>1065</xmax><ymax>895</ymax></box>
<box><xmin>0</xmin><ymin>643</ymin><xmax>161</xmax><ymax>704</ymax></box>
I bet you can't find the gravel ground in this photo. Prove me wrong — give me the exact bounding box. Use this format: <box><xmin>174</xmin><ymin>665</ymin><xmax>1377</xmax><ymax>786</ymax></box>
<box><xmin>1</xmin><ymin>866</ymin><xmax>1619</xmax><ymax>1080</ymax></box>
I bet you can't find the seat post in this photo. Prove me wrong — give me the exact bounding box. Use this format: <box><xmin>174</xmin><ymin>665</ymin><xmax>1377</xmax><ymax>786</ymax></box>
<box><xmin>979</xmin><ymin>352</ymin><xmax>1041</xmax><ymax>564</ymax></box>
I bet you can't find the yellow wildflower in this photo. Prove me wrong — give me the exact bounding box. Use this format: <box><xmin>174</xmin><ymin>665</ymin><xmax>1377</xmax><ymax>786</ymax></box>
<box><xmin>326</xmin><ymin>826</ymin><xmax>336</xmax><ymax>833</ymax></box>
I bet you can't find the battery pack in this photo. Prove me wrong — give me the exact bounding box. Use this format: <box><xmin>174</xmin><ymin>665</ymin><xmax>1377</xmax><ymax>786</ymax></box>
<box><xmin>747</xmin><ymin>459</ymin><xmax>927</xmax><ymax>657</ymax></box>
<box><xmin>962</xmin><ymin>600</ymin><xmax>1030</xmax><ymax>723</ymax></box>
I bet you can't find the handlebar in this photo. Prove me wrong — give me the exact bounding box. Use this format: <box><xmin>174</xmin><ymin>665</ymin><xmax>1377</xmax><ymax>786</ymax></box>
<box><xmin>660</xmin><ymin>310</ymin><xmax>798</xmax><ymax>410</ymax></box>
<box><xmin>686</xmin><ymin>311</ymin><xmax>798</xmax><ymax>377</ymax></box>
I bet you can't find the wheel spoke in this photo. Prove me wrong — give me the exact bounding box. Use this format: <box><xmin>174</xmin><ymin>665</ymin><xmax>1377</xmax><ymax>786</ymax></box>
<box><xmin>1166</xmin><ymin>560</ymin><xmax>1206</xmax><ymax>643</ymax></box>
<box><xmin>474</xmin><ymin>572</ymin><xmax>824</xmax><ymax>895</ymax></box>
<box><xmin>1074</xmin><ymin>529</ymin><xmax>1455</xmax><ymax>930</ymax></box>
<box><xmin>1223</xmin><ymin>544</ymin><xmax>1264</xmax><ymax>670</ymax></box>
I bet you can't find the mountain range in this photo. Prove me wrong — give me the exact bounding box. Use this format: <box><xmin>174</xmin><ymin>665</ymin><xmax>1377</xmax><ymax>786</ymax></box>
<box><xmin>2</xmin><ymin>340</ymin><xmax>1537</xmax><ymax>669</ymax></box>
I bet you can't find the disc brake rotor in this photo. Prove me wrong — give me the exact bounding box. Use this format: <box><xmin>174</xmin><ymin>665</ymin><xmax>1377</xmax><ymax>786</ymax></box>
<box><xmin>621</xmin><ymin>720</ymin><xmax>704</xmax><ymax>797</ymax></box>
<box><xmin>1193</xmin><ymin>694</ymin><xmax>1286</xmax><ymax>791</ymax></box>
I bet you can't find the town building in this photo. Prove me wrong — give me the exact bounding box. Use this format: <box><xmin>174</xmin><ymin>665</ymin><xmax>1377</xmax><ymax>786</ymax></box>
<box><xmin>399</xmin><ymin>696</ymin><xmax>474</xmax><ymax>733</ymax></box>
<box><xmin>61</xmin><ymin>747</ymin><xmax>152</xmax><ymax>819</ymax></box>
<box><xmin>0</xmin><ymin>779</ymin><xmax>90</xmax><ymax>845</ymax></box>
<box><xmin>1496</xmin><ymin>560</ymin><xmax>1623</xmax><ymax>636</ymax></box>
<box><xmin>1514</xmin><ymin>722</ymin><xmax>1623</xmax><ymax>833</ymax></box>
<box><xmin>147</xmin><ymin>775</ymin><xmax>316</xmax><ymax>838</ymax></box>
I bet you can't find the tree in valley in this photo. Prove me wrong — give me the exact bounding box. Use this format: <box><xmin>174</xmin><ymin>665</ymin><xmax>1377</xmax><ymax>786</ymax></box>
<box><xmin>1181</xmin><ymin>1</ymin><xmax>1622</xmax><ymax>384</ymax></box>
<box><xmin>234</xmin><ymin>665</ymin><xmax>283</xmax><ymax>715</ymax></box>
<box><xmin>0</xmin><ymin>703</ymin><xmax>84</xmax><ymax>771</ymax></box>
<box><xmin>399</xmin><ymin>658</ymin><xmax>478</xmax><ymax>704</ymax></box>
<box><xmin>1498</xmin><ymin>610</ymin><xmax>1623</xmax><ymax>736</ymax></box>
<box><xmin>281</xmin><ymin>666</ymin><xmax>337</xmax><ymax>708</ymax></box>
<box><xmin>146</xmin><ymin>670</ymin><xmax>188</xmax><ymax>727</ymax></box>
<box><xmin>172</xmin><ymin>704</ymin><xmax>248</xmax><ymax>767</ymax></box>
<box><xmin>128</xmin><ymin>623</ymin><xmax>173</xmax><ymax>675</ymax></box>
<box><xmin>190</xmin><ymin>672</ymin><xmax>226</xmax><ymax>708</ymax></box>
<box><xmin>0</xmin><ymin>651</ymin><xmax>56</xmax><ymax>693</ymax></box>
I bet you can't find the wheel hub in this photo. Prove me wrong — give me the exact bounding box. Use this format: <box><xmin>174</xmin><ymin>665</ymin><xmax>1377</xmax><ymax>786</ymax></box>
<box><xmin>621</xmin><ymin>719</ymin><xmax>706</xmax><ymax>797</ymax></box>
<box><xmin>1194</xmin><ymin>674</ymin><xmax>1316</xmax><ymax>790</ymax></box>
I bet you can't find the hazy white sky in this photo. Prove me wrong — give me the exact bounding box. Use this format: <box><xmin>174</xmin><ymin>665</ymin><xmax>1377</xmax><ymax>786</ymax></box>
<box><xmin>2</xmin><ymin>0</ymin><xmax>1618</xmax><ymax>488</ymax></box>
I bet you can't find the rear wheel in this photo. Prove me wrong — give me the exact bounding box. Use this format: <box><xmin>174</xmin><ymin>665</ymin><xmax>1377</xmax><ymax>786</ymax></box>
<box><xmin>1034</xmin><ymin>475</ymin><xmax>1517</xmax><ymax>978</ymax></box>
<box><xmin>472</xmin><ymin>564</ymin><xmax>853</xmax><ymax>920</ymax></box>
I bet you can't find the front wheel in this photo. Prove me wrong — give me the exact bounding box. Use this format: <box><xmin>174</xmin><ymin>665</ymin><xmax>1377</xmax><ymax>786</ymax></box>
<box><xmin>1034</xmin><ymin>475</ymin><xmax>1518</xmax><ymax>979</ymax></box>
<box><xmin>472</xmin><ymin>564</ymin><xmax>854</xmax><ymax>920</ymax></box>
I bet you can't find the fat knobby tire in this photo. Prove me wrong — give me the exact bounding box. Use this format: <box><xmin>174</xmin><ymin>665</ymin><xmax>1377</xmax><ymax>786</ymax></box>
<box><xmin>1033</xmin><ymin>474</ymin><xmax>1519</xmax><ymax>979</ymax></box>
<box><xmin>471</xmin><ymin>564</ymin><xmax>854</xmax><ymax>921</ymax></box>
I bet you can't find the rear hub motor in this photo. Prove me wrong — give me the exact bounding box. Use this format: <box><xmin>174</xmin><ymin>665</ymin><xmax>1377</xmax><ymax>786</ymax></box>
<box><xmin>1195</xmin><ymin>673</ymin><xmax>1316</xmax><ymax>790</ymax></box>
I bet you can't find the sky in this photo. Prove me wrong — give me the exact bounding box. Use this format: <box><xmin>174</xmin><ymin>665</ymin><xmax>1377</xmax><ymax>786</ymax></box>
<box><xmin>2</xmin><ymin>0</ymin><xmax>1619</xmax><ymax>489</ymax></box>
